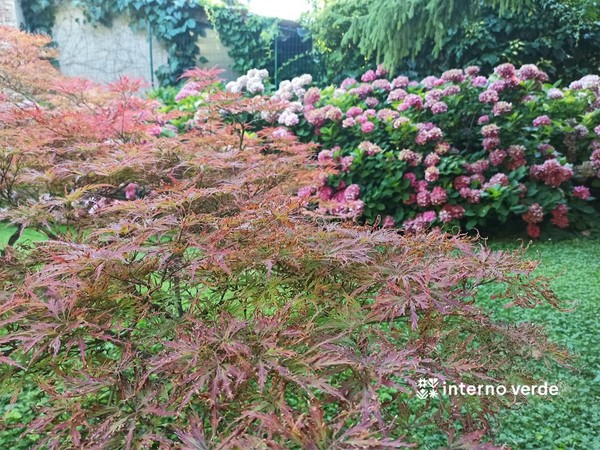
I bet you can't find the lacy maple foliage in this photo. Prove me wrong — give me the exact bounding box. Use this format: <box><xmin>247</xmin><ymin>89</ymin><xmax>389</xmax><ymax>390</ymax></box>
<box><xmin>0</xmin><ymin>28</ymin><xmax>566</xmax><ymax>449</ymax></box>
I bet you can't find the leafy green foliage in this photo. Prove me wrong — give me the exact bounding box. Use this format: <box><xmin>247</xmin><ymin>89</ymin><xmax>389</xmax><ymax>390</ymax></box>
<box><xmin>208</xmin><ymin>5</ymin><xmax>278</xmax><ymax>75</ymax></box>
<box><xmin>307</xmin><ymin>0</ymin><xmax>600</xmax><ymax>82</ymax></box>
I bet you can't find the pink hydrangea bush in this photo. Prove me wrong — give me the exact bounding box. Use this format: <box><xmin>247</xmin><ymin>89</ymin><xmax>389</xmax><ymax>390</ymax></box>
<box><xmin>173</xmin><ymin>64</ymin><xmax>600</xmax><ymax>237</ymax></box>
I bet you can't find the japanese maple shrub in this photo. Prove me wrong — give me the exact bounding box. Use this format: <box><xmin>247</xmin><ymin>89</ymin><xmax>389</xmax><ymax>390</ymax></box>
<box><xmin>0</xmin><ymin>28</ymin><xmax>566</xmax><ymax>449</ymax></box>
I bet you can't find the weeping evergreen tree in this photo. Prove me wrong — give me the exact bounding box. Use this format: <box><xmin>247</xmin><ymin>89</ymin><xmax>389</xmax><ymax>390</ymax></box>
<box><xmin>342</xmin><ymin>0</ymin><xmax>532</xmax><ymax>69</ymax></box>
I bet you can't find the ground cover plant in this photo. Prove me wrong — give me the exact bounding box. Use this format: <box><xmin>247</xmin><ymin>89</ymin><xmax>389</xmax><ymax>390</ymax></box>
<box><xmin>0</xmin><ymin>27</ymin><xmax>574</xmax><ymax>448</ymax></box>
<box><xmin>171</xmin><ymin>65</ymin><xmax>600</xmax><ymax>239</ymax></box>
<box><xmin>481</xmin><ymin>233</ymin><xmax>600</xmax><ymax>449</ymax></box>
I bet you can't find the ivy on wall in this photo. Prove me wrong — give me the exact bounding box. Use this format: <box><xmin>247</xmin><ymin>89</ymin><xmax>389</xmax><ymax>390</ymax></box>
<box><xmin>208</xmin><ymin>5</ymin><xmax>277</xmax><ymax>76</ymax></box>
<box><xmin>21</xmin><ymin>0</ymin><xmax>210</xmax><ymax>85</ymax></box>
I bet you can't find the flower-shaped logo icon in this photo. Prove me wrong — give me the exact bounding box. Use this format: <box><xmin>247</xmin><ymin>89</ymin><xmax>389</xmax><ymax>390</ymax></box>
<box><xmin>416</xmin><ymin>377</ymin><xmax>439</xmax><ymax>399</ymax></box>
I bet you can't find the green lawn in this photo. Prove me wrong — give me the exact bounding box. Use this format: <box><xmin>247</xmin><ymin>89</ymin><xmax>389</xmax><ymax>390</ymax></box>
<box><xmin>480</xmin><ymin>234</ymin><xmax>600</xmax><ymax>449</ymax></box>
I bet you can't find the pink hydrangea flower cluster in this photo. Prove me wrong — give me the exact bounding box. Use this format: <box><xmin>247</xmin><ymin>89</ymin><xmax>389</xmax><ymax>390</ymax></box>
<box><xmin>415</xmin><ymin>123</ymin><xmax>443</xmax><ymax>144</ymax></box>
<box><xmin>479</xmin><ymin>89</ymin><xmax>499</xmax><ymax>104</ymax></box>
<box><xmin>439</xmin><ymin>204</ymin><xmax>466</xmax><ymax>222</ymax></box>
<box><xmin>398</xmin><ymin>149</ymin><xmax>423</xmax><ymax>166</ymax></box>
<box><xmin>550</xmin><ymin>204</ymin><xmax>569</xmax><ymax>229</ymax></box>
<box><xmin>492</xmin><ymin>101</ymin><xmax>513</xmax><ymax>116</ymax></box>
<box><xmin>387</xmin><ymin>88</ymin><xmax>407</xmax><ymax>102</ymax></box>
<box><xmin>397</xmin><ymin>94</ymin><xmax>424</xmax><ymax>111</ymax></box>
<box><xmin>530</xmin><ymin>159</ymin><xmax>573</xmax><ymax>187</ymax></box>
<box><xmin>358</xmin><ymin>141</ymin><xmax>383</xmax><ymax>156</ymax></box>
<box><xmin>505</xmin><ymin>145</ymin><xmax>527</xmax><ymax>170</ymax></box>
<box><xmin>517</xmin><ymin>64</ymin><xmax>549</xmax><ymax>82</ymax></box>
<box><xmin>403</xmin><ymin>211</ymin><xmax>437</xmax><ymax>233</ymax></box>
<box><xmin>305</xmin><ymin>105</ymin><xmax>343</xmax><ymax>127</ymax></box>
<box><xmin>489</xmin><ymin>149</ymin><xmax>507</xmax><ymax>166</ymax></box>
<box><xmin>372</xmin><ymin>79</ymin><xmax>392</xmax><ymax>91</ymax></box>
<box><xmin>532</xmin><ymin>115</ymin><xmax>552</xmax><ymax>127</ymax></box>
<box><xmin>483</xmin><ymin>173</ymin><xmax>509</xmax><ymax>188</ymax></box>
<box><xmin>522</xmin><ymin>203</ymin><xmax>544</xmax><ymax>224</ymax></box>
<box><xmin>572</xmin><ymin>186</ymin><xmax>590</xmax><ymax>199</ymax></box>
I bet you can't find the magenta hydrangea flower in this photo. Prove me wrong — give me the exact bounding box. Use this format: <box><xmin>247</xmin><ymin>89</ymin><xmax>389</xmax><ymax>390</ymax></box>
<box><xmin>382</xmin><ymin>215</ymin><xmax>395</xmax><ymax>228</ymax></box>
<box><xmin>342</xmin><ymin>117</ymin><xmax>356</xmax><ymax>128</ymax></box>
<box><xmin>361</xmin><ymin>70</ymin><xmax>377</xmax><ymax>82</ymax></box>
<box><xmin>344</xmin><ymin>184</ymin><xmax>361</xmax><ymax>201</ymax></box>
<box><xmin>375</xmin><ymin>64</ymin><xmax>389</xmax><ymax>77</ymax></box>
<box><xmin>416</xmin><ymin>190</ymin><xmax>431</xmax><ymax>207</ymax></box>
<box><xmin>494</xmin><ymin>63</ymin><xmax>516</xmax><ymax>79</ymax></box>
<box><xmin>532</xmin><ymin>115</ymin><xmax>552</xmax><ymax>127</ymax></box>
<box><xmin>355</xmin><ymin>114</ymin><xmax>368</xmax><ymax>124</ymax></box>
<box><xmin>527</xmin><ymin>223</ymin><xmax>541</xmax><ymax>238</ymax></box>
<box><xmin>365</xmin><ymin>97</ymin><xmax>379</xmax><ymax>108</ymax></box>
<box><xmin>358</xmin><ymin>141</ymin><xmax>383</xmax><ymax>156</ymax></box>
<box><xmin>483</xmin><ymin>137</ymin><xmax>501</xmax><ymax>151</ymax></box>
<box><xmin>424</xmin><ymin>153</ymin><xmax>441</xmax><ymax>166</ymax></box>
<box><xmin>517</xmin><ymin>64</ymin><xmax>548</xmax><ymax>82</ymax></box>
<box><xmin>304</xmin><ymin>87</ymin><xmax>321</xmax><ymax>105</ymax></box>
<box><xmin>340</xmin><ymin>77</ymin><xmax>358</xmax><ymax>89</ymax></box>
<box><xmin>472</xmin><ymin>76</ymin><xmax>488</xmax><ymax>88</ymax></box>
<box><xmin>492</xmin><ymin>101</ymin><xmax>513</xmax><ymax>116</ymax></box>
<box><xmin>483</xmin><ymin>173</ymin><xmax>509</xmax><ymax>188</ymax></box>
<box><xmin>479</xmin><ymin>89</ymin><xmax>499</xmax><ymax>103</ymax></box>
<box><xmin>489</xmin><ymin>149</ymin><xmax>507</xmax><ymax>166</ymax></box>
<box><xmin>573</xmin><ymin>186</ymin><xmax>590</xmax><ymax>199</ymax></box>
<box><xmin>319</xmin><ymin>186</ymin><xmax>334</xmax><ymax>201</ymax></box>
<box><xmin>441</xmin><ymin>69</ymin><xmax>464</xmax><ymax>83</ymax></box>
<box><xmin>430</xmin><ymin>101</ymin><xmax>448</xmax><ymax>114</ymax></box>
<box><xmin>530</xmin><ymin>159</ymin><xmax>573</xmax><ymax>187</ymax></box>
<box><xmin>317</xmin><ymin>149</ymin><xmax>334</xmax><ymax>165</ymax></box>
<box><xmin>372</xmin><ymin>79</ymin><xmax>391</xmax><ymax>91</ymax></box>
<box><xmin>435</xmin><ymin>142</ymin><xmax>451</xmax><ymax>155</ymax></box>
<box><xmin>439</xmin><ymin>204</ymin><xmax>465</xmax><ymax>222</ymax></box>
<box><xmin>387</xmin><ymin>88</ymin><xmax>408</xmax><ymax>102</ymax></box>
<box><xmin>547</xmin><ymin>88</ymin><xmax>564</xmax><ymax>100</ymax></box>
<box><xmin>453</xmin><ymin>175</ymin><xmax>471</xmax><ymax>190</ymax></box>
<box><xmin>361</xmin><ymin>121</ymin><xmax>375</xmax><ymax>133</ymax></box>
<box><xmin>364</xmin><ymin>109</ymin><xmax>377</xmax><ymax>117</ymax></box>
<box><xmin>430</xmin><ymin>186</ymin><xmax>448</xmax><ymax>205</ymax></box>
<box><xmin>481</xmin><ymin>124</ymin><xmax>500</xmax><ymax>138</ymax></box>
<box><xmin>594</xmin><ymin>125</ymin><xmax>600</xmax><ymax>135</ymax></box>
<box><xmin>522</xmin><ymin>203</ymin><xmax>544</xmax><ymax>224</ymax></box>
<box><xmin>422</xmin><ymin>210</ymin><xmax>437</xmax><ymax>222</ymax></box>
<box><xmin>376</xmin><ymin>108</ymin><xmax>397</xmax><ymax>121</ymax></box>
<box><xmin>340</xmin><ymin>156</ymin><xmax>354</xmax><ymax>172</ymax></box>
<box><xmin>391</xmin><ymin>75</ymin><xmax>410</xmax><ymax>88</ymax></box>
<box><xmin>477</xmin><ymin>115</ymin><xmax>490</xmax><ymax>125</ymax></box>
<box><xmin>442</xmin><ymin>85</ymin><xmax>461</xmax><ymax>96</ymax></box>
<box><xmin>505</xmin><ymin>145</ymin><xmax>527</xmax><ymax>170</ymax></box>
<box><xmin>398</xmin><ymin>149</ymin><xmax>422</xmax><ymax>166</ymax></box>
<box><xmin>397</xmin><ymin>94</ymin><xmax>424</xmax><ymax>111</ymax></box>
<box><xmin>464</xmin><ymin>159</ymin><xmax>489</xmax><ymax>174</ymax></box>
<box><xmin>346</xmin><ymin>106</ymin><xmax>363</xmax><ymax>118</ymax></box>
<box><xmin>415</xmin><ymin>122</ymin><xmax>443</xmax><ymax>144</ymax></box>
<box><xmin>465</xmin><ymin>66</ymin><xmax>480</xmax><ymax>76</ymax></box>
<box><xmin>425</xmin><ymin>166</ymin><xmax>440</xmax><ymax>182</ymax></box>
<box><xmin>551</xmin><ymin>204</ymin><xmax>569</xmax><ymax>228</ymax></box>
<box><xmin>404</xmin><ymin>172</ymin><xmax>417</xmax><ymax>186</ymax></box>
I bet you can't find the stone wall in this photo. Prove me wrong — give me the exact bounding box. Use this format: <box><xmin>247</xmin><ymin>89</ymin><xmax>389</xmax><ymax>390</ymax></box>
<box><xmin>50</xmin><ymin>4</ymin><xmax>237</xmax><ymax>85</ymax></box>
<box><xmin>0</xmin><ymin>0</ymin><xmax>22</xmax><ymax>27</ymax></box>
